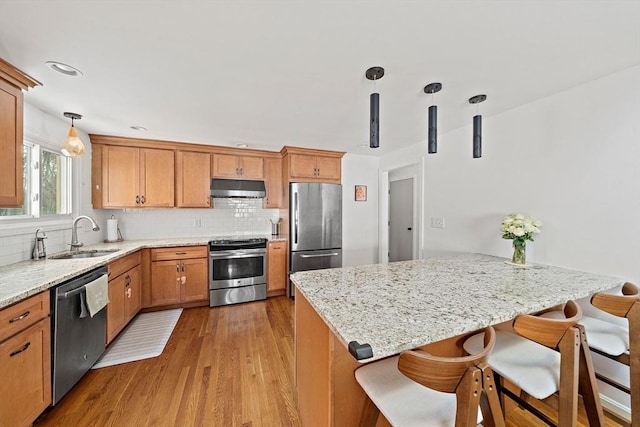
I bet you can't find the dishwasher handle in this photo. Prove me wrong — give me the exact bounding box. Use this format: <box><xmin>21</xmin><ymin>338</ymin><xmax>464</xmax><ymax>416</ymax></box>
<box><xmin>58</xmin><ymin>285</ymin><xmax>87</xmax><ymax>300</ymax></box>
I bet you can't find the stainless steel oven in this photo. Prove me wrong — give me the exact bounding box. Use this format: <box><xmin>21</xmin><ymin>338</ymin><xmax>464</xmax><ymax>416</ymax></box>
<box><xmin>209</xmin><ymin>237</ymin><xmax>267</xmax><ymax>307</ymax></box>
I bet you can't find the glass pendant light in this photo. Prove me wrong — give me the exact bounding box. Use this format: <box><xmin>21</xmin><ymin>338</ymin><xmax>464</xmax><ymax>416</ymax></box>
<box><xmin>62</xmin><ymin>112</ymin><xmax>85</xmax><ymax>157</ymax></box>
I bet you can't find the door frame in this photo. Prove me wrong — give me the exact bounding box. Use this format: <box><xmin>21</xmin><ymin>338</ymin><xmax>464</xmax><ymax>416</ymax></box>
<box><xmin>378</xmin><ymin>160</ymin><xmax>424</xmax><ymax>263</ymax></box>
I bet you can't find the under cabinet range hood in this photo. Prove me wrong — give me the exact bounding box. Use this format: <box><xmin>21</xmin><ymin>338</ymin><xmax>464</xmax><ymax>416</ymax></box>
<box><xmin>210</xmin><ymin>178</ymin><xmax>266</xmax><ymax>198</ymax></box>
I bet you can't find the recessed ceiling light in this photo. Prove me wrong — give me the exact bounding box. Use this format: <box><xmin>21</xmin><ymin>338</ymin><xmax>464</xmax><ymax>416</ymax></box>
<box><xmin>130</xmin><ymin>126</ymin><xmax>147</xmax><ymax>131</ymax></box>
<box><xmin>45</xmin><ymin>61</ymin><xmax>83</xmax><ymax>77</ymax></box>
<box><xmin>235</xmin><ymin>143</ymin><xmax>249</xmax><ymax>148</ymax></box>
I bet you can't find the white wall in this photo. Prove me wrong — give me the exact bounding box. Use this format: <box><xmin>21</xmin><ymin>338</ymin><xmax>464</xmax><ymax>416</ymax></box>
<box><xmin>342</xmin><ymin>153</ymin><xmax>380</xmax><ymax>267</ymax></box>
<box><xmin>0</xmin><ymin>103</ymin><xmax>107</xmax><ymax>266</ymax></box>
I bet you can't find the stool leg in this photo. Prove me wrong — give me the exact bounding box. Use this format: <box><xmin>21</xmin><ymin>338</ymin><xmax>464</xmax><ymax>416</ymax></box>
<box><xmin>558</xmin><ymin>327</ymin><xmax>581</xmax><ymax>427</ymax></box>
<box><xmin>454</xmin><ymin>368</ymin><xmax>483</xmax><ymax>427</ymax></box>
<box><xmin>575</xmin><ymin>324</ymin><xmax>605</xmax><ymax>427</ymax></box>
<box><xmin>359</xmin><ymin>395</ymin><xmax>380</xmax><ymax>427</ymax></box>
<box><xmin>629</xmin><ymin>303</ymin><xmax>640</xmax><ymax>427</ymax></box>
<box><xmin>480</xmin><ymin>366</ymin><xmax>506</xmax><ymax>427</ymax></box>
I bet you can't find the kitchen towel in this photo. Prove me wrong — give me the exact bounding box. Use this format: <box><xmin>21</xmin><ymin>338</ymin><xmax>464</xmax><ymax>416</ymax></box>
<box><xmin>84</xmin><ymin>274</ymin><xmax>109</xmax><ymax>317</ymax></box>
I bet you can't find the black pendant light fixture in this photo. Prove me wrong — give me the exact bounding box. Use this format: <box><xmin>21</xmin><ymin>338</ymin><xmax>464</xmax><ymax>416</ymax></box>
<box><xmin>468</xmin><ymin>94</ymin><xmax>487</xmax><ymax>158</ymax></box>
<box><xmin>366</xmin><ymin>66</ymin><xmax>385</xmax><ymax>149</ymax></box>
<box><xmin>424</xmin><ymin>82</ymin><xmax>442</xmax><ymax>154</ymax></box>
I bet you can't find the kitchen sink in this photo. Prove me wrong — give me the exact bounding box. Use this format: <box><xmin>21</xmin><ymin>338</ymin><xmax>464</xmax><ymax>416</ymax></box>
<box><xmin>48</xmin><ymin>249</ymin><xmax>121</xmax><ymax>260</ymax></box>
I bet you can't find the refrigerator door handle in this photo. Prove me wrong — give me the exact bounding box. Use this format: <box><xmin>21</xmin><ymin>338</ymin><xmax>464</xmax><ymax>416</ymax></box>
<box><xmin>299</xmin><ymin>252</ymin><xmax>340</xmax><ymax>258</ymax></box>
<box><xmin>294</xmin><ymin>191</ymin><xmax>299</xmax><ymax>244</ymax></box>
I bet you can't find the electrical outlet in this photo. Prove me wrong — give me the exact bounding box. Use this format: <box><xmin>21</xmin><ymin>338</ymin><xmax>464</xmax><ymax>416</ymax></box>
<box><xmin>194</xmin><ymin>218</ymin><xmax>202</xmax><ymax>228</ymax></box>
<box><xmin>430</xmin><ymin>217</ymin><xmax>445</xmax><ymax>229</ymax></box>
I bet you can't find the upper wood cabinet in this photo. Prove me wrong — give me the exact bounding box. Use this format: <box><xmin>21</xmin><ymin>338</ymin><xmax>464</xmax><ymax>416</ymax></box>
<box><xmin>0</xmin><ymin>58</ymin><xmax>41</xmax><ymax>208</ymax></box>
<box><xmin>281</xmin><ymin>146</ymin><xmax>344</xmax><ymax>184</ymax></box>
<box><xmin>213</xmin><ymin>153</ymin><xmax>264</xmax><ymax>179</ymax></box>
<box><xmin>92</xmin><ymin>144</ymin><xmax>175</xmax><ymax>208</ymax></box>
<box><xmin>176</xmin><ymin>150</ymin><xmax>211</xmax><ymax>208</ymax></box>
<box><xmin>263</xmin><ymin>157</ymin><xmax>282</xmax><ymax>208</ymax></box>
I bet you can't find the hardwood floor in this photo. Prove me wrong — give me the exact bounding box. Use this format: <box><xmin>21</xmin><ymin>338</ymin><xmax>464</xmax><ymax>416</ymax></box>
<box><xmin>35</xmin><ymin>297</ymin><xmax>625</xmax><ymax>427</ymax></box>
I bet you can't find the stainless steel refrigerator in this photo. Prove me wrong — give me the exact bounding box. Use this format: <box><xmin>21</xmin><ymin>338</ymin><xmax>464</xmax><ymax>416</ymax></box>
<box><xmin>289</xmin><ymin>182</ymin><xmax>342</xmax><ymax>297</ymax></box>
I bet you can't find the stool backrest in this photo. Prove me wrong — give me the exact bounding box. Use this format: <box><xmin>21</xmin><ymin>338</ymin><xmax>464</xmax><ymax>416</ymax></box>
<box><xmin>397</xmin><ymin>326</ymin><xmax>495</xmax><ymax>393</ymax></box>
<box><xmin>591</xmin><ymin>282</ymin><xmax>639</xmax><ymax>318</ymax></box>
<box><xmin>513</xmin><ymin>300</ymin><xmax>582</xmax><ymax>349</ymax></box>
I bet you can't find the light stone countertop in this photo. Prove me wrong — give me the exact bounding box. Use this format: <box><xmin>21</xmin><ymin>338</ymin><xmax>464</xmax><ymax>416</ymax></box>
<box><xmin>290</xmin><ymin>253</ymin><xmax>624</xmax><ymax>361</ymax></box>
<box><xmin>0</xmin><ymin>235</ymin><xmax>285</xmax><ymax>309</ymax></box>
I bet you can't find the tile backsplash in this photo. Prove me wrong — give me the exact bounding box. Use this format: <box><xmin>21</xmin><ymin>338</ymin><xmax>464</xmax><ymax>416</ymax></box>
<box><xmin>110</xmin><ymin>199</ymin><xmax>280</xmax><ymax>240</ymax></box>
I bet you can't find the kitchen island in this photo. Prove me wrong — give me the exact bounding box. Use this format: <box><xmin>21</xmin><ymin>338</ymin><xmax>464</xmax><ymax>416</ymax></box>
<box><xmin>290</xmin><ymin>253</ymin><xmax>623</xmax><ymax>427</ymax></box>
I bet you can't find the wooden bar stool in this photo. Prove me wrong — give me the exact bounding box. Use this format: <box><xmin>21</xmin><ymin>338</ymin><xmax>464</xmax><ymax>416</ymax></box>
<box><xmin>583</xmin><ymin>282</ymin><xmax>640</xmax><ymax>426</ymax></box>
<box><xmin>355</xmin><ymin>326</ymin><xmax>504</xmax><ymax>427</ymax></box>
<box><xmin>464</xmin><ymin>301</ymin><xmax>605</xmax><ymax>427</ymax></box>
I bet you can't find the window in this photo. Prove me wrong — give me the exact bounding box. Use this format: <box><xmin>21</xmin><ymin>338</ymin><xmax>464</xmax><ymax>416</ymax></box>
<box><xmin>0</xmin><ymin>142</ymin><xmax>72</xmax><ymax>218</ymax></box>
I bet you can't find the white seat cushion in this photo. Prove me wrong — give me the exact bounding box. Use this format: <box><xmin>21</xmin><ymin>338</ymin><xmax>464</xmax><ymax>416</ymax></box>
<box><xmin>541</xmin><ymin>311</ymin><xmax>629</xmax><ymax>356</ymax></box>
<box><xmin>464</xmin><ymin>331</ymin><xmax>560</xmax><ymax>400</ymax></box>
<box><xmin>355</xmin><ymin>355</ymin><xmax>482</xmax><ymax>427</ymax></box>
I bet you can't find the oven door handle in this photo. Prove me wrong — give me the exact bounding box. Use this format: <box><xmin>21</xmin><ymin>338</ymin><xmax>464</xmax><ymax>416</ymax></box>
<box><xmin>210</xmin><ymin>252</ymin><xmax>266</xmax><ymax>259</ymax></box>
<box><xmin>299</xmin><ymin>252</ymin><xmax>340</xmax><ymax>258</ymax></box>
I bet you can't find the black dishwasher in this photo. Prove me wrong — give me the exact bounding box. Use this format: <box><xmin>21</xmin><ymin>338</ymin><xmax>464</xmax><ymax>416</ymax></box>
<box><xmin>50</xmin><ymin>266</ymin><xmax>107</xmax><ymax>405</ymax></box>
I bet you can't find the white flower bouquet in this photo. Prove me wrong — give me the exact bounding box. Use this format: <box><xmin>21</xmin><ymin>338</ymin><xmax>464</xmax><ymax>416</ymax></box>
<box><xmin>501</xmin><ymin>213</ymin><xmax>542</xmax><ymax>264</ymax></box>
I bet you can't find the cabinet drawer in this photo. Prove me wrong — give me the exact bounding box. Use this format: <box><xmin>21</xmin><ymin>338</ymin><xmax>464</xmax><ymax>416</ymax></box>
<box><xmin>151</xmin><ymin>246</ymin><xmax>208</xmax><ymax>261</ymax></box>
<box><xmin>0</xmin><ymin>292</ymin><xmax>49</xmax><ymax>343</ymax></box>
<box><xmin>108</xmin><ymin>251</ymin><xmax>142</xmax><ymax>280</ymax></box>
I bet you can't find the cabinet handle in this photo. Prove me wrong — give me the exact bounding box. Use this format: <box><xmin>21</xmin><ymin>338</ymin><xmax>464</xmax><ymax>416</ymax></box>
<box><xmin>136</xmin><ymin>195</ymin><xmax>140</xmax><ymax>204</ymax></box>
<box><xmin>176</xmin><ymin>264</ymin><xmax>180</xmax><ymax>273</ymax></box>
<box><xmin>175</xmin><ymin>252</ymin><xmax>187</xmax><ymax>255</ymax></box>
<box><xmin>125</xmin><ymin>275</ymin><xmax>131</xmax><ymax>286</ymax></box>
<box><xmin>240</xmin><ymin>167</ymin><xmax>243</xmax><ymax>175</ymax></box>
<box><xmin>235</xmin><ymin>167</ymin><xmax>239</xmax><ymax>175</ymax></box>
<box><xmin>272</xmin><ymin>246</ymin><xmax>282</xmax><ymax>249</ymax></box>
<box><xmin>206</xmin><ymin>198</ymin><xmax>210</xmax><ymax>205</ymax></box>
<box><xmin>141</xmin><ymin>195</ymin><xmax>146</xmax><ymax>204</ymax></box>
<box><xmin>9</xmin><ymin>311</ymin><xmax>30</xmax><ymax>323</ymax></box>
<box><xmin>181</xmin><ymin>263</ymin><xmax>185</xmax><ymax>273</ymax></box>
<box><xmin>10</xmin><ymin>342</ymin><xmax>31</xmax><ymax>357</ymax></box>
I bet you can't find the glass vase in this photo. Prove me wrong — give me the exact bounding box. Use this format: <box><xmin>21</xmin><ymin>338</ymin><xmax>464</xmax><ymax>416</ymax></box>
<box><xmin>512</xmin><ymin>241</ymin><xmax>526</xmax><ymax>265</ymax></box>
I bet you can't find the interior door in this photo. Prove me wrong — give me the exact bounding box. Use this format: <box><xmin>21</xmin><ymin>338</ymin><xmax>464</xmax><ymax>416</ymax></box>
<box><xmin>389</xmin><ymin>178</ymin><xmax>414</xmax><ymax>262</ymax></box>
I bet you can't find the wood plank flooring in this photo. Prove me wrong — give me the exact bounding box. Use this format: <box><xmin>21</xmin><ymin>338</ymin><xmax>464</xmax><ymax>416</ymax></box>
<box><xmin>35</xmin><ymin>296</ymin><xmax>625</xmax><ymax>427</ymax></box>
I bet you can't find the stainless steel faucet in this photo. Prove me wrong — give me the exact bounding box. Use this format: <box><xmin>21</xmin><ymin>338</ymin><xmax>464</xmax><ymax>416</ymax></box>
<box><xmin>32</xmin><ymin>228</ymin><xmax>47</xmax><ymax>260</ymax></box>
<box><xmin>70</xmin><ymin>215</ymin><xmax>100</xmax><ymax>251</ymax></box>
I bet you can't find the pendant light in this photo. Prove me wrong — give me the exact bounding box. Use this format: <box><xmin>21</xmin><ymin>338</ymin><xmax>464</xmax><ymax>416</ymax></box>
<box><xmin>62</xmin><ymin>112</ymin><xmax>85</xmax><ymax>157</ymax></box>
<box><xmin>424</xmin><ymin>82</ymin><xmax>442</xmax><ymax>154</ymax></box>
<box><xmin>468</xmin><ymin>95</ymin><xmax>487</xmax><ymax>158</ymax></box>
<box><xmin>366</xmin><ymin>66</ymin><xmax>384</xmax><ymax>149</ymax></box>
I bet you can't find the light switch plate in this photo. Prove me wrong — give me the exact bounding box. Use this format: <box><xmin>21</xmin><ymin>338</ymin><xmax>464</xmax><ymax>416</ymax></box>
<box><xmin>430</xmin><ymin>217</ymin><xmax>445</xmax><ymax>229</ymax></box>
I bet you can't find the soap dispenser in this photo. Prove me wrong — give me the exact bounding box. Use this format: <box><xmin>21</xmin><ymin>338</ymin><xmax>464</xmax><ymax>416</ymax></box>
<box><xmin>32</xmin><ymin>228</ymin><xmax>47</xmax><ymax>260</ymax></box>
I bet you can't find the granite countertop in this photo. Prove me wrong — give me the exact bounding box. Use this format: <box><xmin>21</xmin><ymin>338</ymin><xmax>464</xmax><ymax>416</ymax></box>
<box><xmin>290</xmin><ymin>253</ymin><xmax>624</xmax><ymax>361</ymax></box>
<box><xmin>0</xmin><ymin>235</ymin><xmax>286</xmax><ymax>309</ymax></box>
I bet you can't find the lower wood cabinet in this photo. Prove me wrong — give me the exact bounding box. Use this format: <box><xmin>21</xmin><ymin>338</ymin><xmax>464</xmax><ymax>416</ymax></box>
<box><xmin>150</xmin><ymin>246</ymin><xmax>208</xmax><ymax>307</ymax></box>
<box><xmin>267</xmin><ymin>240</ymin><xmax>287</xmax><ymax>296</ymax></box>
<box><xmin>107</xmin><ymin>251</ymin><xmax>142</xmax><ymax>344</ymax></box>
<box><xmin>0</xmin><ymin>292</ymin><xmax>51</xmax><ymax>427</ymax></box>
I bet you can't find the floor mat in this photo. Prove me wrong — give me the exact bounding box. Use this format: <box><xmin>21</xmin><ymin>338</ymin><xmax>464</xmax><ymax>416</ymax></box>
<box><xmin>92</xmin><ymin>309</ymin><xmax>182</xmax><ymax>369</ymax></box>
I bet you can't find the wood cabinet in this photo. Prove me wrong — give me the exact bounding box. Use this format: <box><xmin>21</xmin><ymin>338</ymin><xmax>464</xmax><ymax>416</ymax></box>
<box><xmin>150</xmin><ymin>246</ymin><xmax>208</xmax><ymax>307</ymax></box>
<box><xmin>176</xmin><ymin>150</ymin><xmax>211</xmax><ymax>208</ymax></box>
<box><xmin>267</xmin><ymin>240</ymin><xmax>287</xmax><ymax>296</ymax></box>
<box><xmin>263</xmin><ymin>157</ymin><xmax>283</xmax><ymax>208</ymax></box>
<box><xmin>0</xmin><ymin>291</ymin><xmax>51</xmax><ymax>427</ymax></box>
<box><xmin>281</xmin><ymin>146</ymin><xmax>344</xmax><ymax>184</ymax></box>
<box><xmin>0</xmin><ymin>58</ymin><xmax>40</xmax><ymax>208</ymax></box>
<box><xmin>106</xmin><ymin>251</ymin><xmax>142</xmax><ymax>344</ymax></box>
<box><xmin>92</xmin><ymin>144</ymin><xmax>175</xmax><ymax>208</ymax></box>
<box><xmin>213</xmin><ymin>153</ymin><xmax>264</xmax><ymax>179</ymax></box>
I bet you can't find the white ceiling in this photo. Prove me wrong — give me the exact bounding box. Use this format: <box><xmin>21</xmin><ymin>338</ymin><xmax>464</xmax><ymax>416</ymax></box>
<box><xmin>1</xmin><ymin>1</ymin><xmax>638</xmax><ymax>156</ymax></box>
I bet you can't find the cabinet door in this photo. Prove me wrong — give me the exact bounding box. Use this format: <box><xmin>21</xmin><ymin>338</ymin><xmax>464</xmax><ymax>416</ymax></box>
<box><xmin>103</xmin><ymin>146</ymin><xmax>140</xmax><ymax>208</ymax></box>
<box><xmin>238</xmin><ymin>155</ymin><xmax>264</xmax><ymax>179</ymax></box>
<box><xmin>0</xmin><ymin>318</ymin><xmax>51</xmax><ymax>427</ymax></box>
<box><xmin>140</xmin><ymin>148</ymin><xmax>174</xmax><ymax>207</ymax></box>
<box><xmin>315</xmin><ymin>156</ymin><xmax>341</xmax><ymax>181</ymax></box>
<box><xmin>212</xmin><ymin>154</ymin><xmax>241</xmax><ymax>178</ymax></box>
<box><xmin>289</xmin><ymin>154</ymin><xmax>318</xmax><ymax>179</ymax></box>
<box><xmin>263</xmin><ymin>157</ymin><xmax>282</xmax><ymax>208</ymax></box>
<box><xmin>107</xmin><ymin>274</ymin><xmax>127</xmax><ymax>344</ymax></box>
<box><xmin>267</xmin><ymin>241</ymin><xmax>287</xmax><ymax>294</ymax></box>
<box><xmin>125</xmin><ymin>265</ymin><xmax>142</xmax><ymax>321</ymax></box>
<box><xmin>0</xmin><ymin>79</ymin><xmax>23</xmax><ymax>207</ymax></box>
<box><xmin>180</xmin><ymin>258</ymin><xmax>209</xmax><ymax>303</ymax></box>
<box><xmin>150</xmin><ymin>260</ymin><xmax>181</xmax><ymax>306</ymax></box>
<box><xmin>176</xmin><ymin>151</ymin><xmax>211</xmax><ymax>208</ymax></box>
